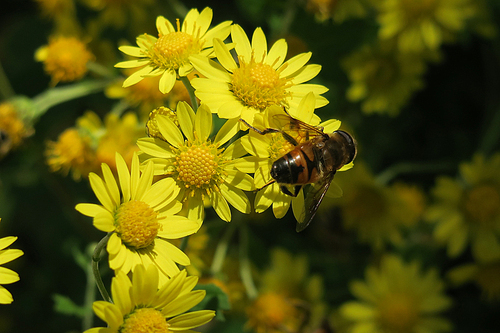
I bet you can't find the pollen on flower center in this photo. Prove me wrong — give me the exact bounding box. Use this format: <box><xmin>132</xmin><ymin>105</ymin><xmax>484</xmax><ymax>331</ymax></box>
<box><xmin>231</xmin><ymin>58</ymin><xmax>290</xmax><ymax>111</ymax></box>
<box><xmin>378</xmin><ymin>292</ymin><xmax>419</xmax><ymax>332</ymax></box>
<box><xmin>115</xmin><ymin>200</ymin><xmax>160</xmax><ymax>249</ymax></box>
<box><xmin>464</xmin><ymin>184</ymin><xmax>500</xmax><ymax>226</ymax></box>
<box><xmin>174</xmin><ymin>141</ymin><xmax>223</xmax><ymax>191</ymax></box>
<box><xmin>121</xmin><ymin>307</ymin><xmax>168</xmax><ymax>333</ymax></box>
<box><xmin>151</xmin><ymin>31</ymin><xmax>202</xmax><ymax>70</ymax></box>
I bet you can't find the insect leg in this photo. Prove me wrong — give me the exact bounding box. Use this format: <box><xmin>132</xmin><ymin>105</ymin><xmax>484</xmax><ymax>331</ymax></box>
<box><xmin>280</xmin><ymin>185</ymin><xmax>302</xmax><ymax>197</ymax></box>
<box><xmin>239</xmin><ymin>119</ymin><xmax>299</xmax><ymax>146</ymax></box>
<box><xmin>239</xmin><ymin>119</ymin><xmax>281</xmax><ymax>135</ymax></box>
<box><xmin>256</xmin><ymin>179</ymin><xmax>276</xmax><ymax>191</ymax></box>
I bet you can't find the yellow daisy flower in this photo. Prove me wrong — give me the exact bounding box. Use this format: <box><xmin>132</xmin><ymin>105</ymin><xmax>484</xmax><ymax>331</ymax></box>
<box><xmin>246</xmin><ymin>248</ymin><xmax>325</xmax><ymax>333</ymax></box>
<box><xmin>0</xmin><ymin>102</ymin><xmax>34</xmax><ymax>159</ymax></box>
<box><xmin>0</xmin><ymin>219</ymin><xmax>24</xmax><ymax>304</ymax></box>
<box><xmin>240</xmin><ymin>93</ymin><xmax>345</xmax><ymax>225</ymax></box>
<box><xmin>76</xmin><ymin>152</ymin><xmax>201</xmax><ymax>284</ymax></box>
<box><xmin>340</xmin><ymin>254</ymin><xmax>453</xmax><ymax>333</ymax></box>
<box><xmin>342</xmin><ymin>42</ymin><xmax>426</xmax><ymax>116</ymax></box>
<box><xmin>425</xmin><ymin>153</ymin><xmax>500</xmax><ymax>262</ymax></box>
<box><xmin>448</xmin><ymin>258</ymin><xmax>500</xmax><ymax>301</ymax></box>
<box><xmin>35</xmin><ymin>36</ymin><xmax>94</xmax><ymax>85</ymax></box>
<box><xmin>190</xmin><ymin>24</ymin><xmax>328</xmax><ymax>125</ymax></box>
<box><xmin>85</xmin><ymin>264</ymin><xmax>215</xmax><ymax>333</ymax></box>
<box><xmin>137</xmin><ymin>102</ymin><xmax>254</xmax><ymax>222</ymax></box>
<box><xmin>375</xmin><ymin>0</ymin><xmax>476</xmax><ymax>52</ymax></box>
<box><xmin>115</xmin><ymin>7</ymin><xmax>232</xmax><ymax>94</ymax></box>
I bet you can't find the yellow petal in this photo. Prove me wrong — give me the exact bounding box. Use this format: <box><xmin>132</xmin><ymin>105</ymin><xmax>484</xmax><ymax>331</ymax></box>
<box><xmin>177</xmin><ymin>102</ymin><xmax>195</xmax><ymax>141</ymax></box>
<box><xmin>159</xmin><ymin>70</ymin><xmax>177</xmax><ymax>94</ymax></box>
<box><xmin>210</xmin><ymin>191</ymin><xmax>231</xmax><ymax>222</ymax></box>
<box><xmin>214</xmin><ymin>38</ymin><xmax>237</xmax><ymax>71</ymax></box>
<box><xmin>220</xmin><ymin>182</ymin><xmax>251</xmax><ymax>214</ymax></box>
<box><xmin>195</xmin><ymin>104</ymin><xmax>212</xmax><ymax>141</ymax></box>
<box><xmin>157</xmin><ymin>115</ymin><xmax>184</xmax><ymax>148</ymax></box>
<box><xmin>231</xmin><ymin>24</ymin><xmax>251</xmax><ymax>61</ymax></box>
<box><xmin>251</xmin><ymin>27</ymin><xmax>267</xmax><ymax>62</ymax></box>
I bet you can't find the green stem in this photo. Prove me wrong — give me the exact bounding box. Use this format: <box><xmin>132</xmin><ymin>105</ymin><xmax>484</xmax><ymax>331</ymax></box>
<box><xmin>180</xmin><ymin>236</ymin><xmax>189</xmax><ymax>252</ymax></box>
<box><xmin>0</xmin><ymin>60</ymin><xmax>15</xmax><ymax>100</ymax></box>
<box><xmin>180</xmin><ymin>76</ymin><xmax>198</xmax><ymax>111</ymax></box>
<box><xmin>239</xmin><ymin>223</ymin><xmax>258</xmax><ymax>300</ymax></box>
<box><xmin>375</xmin><ymin>161</ymin><xmax>456</xmax><ymax>185</ymax></box>
<box><xmin>210</xmin><ymin>222</ymin><xmax>237</xmax><ymax>276</ymax></box>
<box><xmin>82</xmin><ymin>255</ymin><xmax>97</xmax><ymax>331</ymax></box>
<box><xmin>86</xmin><ymin>61</ymin><xmax>116</xmax><ymax>79</ymax></box>
<box><xmin>478</xmin><ymin>107</ymin><xmax>500</xmax><ymax>156</ymax></box>
<box><xmin>92</xmin><ymin>233</ymin><xmax>112</xmax><ymax>303</ymax></box>
<box><xmin>32</xmin><ymin>79</ymin><xmax>111</xmax><ymax>119</ymax></box>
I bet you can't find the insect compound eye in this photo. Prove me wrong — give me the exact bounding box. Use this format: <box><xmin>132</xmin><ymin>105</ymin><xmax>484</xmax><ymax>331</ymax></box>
<box><xmin>334</xmin><ymin>130</ymin><xmax>357</xmax><ymax>164</ymax></box>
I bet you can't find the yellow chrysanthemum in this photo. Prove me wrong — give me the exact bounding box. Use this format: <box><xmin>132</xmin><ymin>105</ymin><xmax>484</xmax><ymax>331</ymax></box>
<box><xmin>375</xmin><ymin>0</ymin><xmax>476</xmax><ymax>52</ymax></box>
<box><xmin>342</xmin><ymin>42</ymin><xmax>426</xmax><ymax>116</ymax></box>
<box><xmin>35</xmin><ymin>36</ymin><xmax>94</xmax><ymax>85</ymax></box>
<box><xmin>340</xmin><ymin>254</ymin><xmax>453</xmax><ymax>333</ymax></box>
<box><xmin>425</xmin><ymin>153</ymin><xmax>500</xmax><ymax>262</ymax></box>
<box><xmin>306</xmin><ymin>0</ymin><xmax>368</xmax><ymax>23</ymax></box>
<box><xmin>45</xmin><ymin>128</ymin><xmax>98</xmax><ymax>180</ymax></box>
<box><xmin>246</xmin><ymin>248</ymin><xmax>325</xmax><ymax>333</ymax></box>
<box><xmin>0</xmin><ymin>219</ymin><xmax>24</xmax><ymax>304</ymax></box>
<box><xmin>76</xmin><ymin>153</ymin><xmax>201</xmax><ymax>284</ymax></box>
<box><xmin>334</xmin><ymin>162</ymin><xmax>420</xmax><ymax>249</ymax></box>
<box><xmin>137</xmin><ymin>102</ymin><xmax>254</xmax><ymax>222</ymax></box>
<box><xmin>190</xmin><ymin>25</ymin><xmax>328</xmax><ymax>125</ymax></box>
<box><xmin>240</xmin><ymin>93</ymin><xmax>346</xmax><ymax>225</ymax></box>
<box><xmin>448</xmin><ymin>258</ymin><xmax>500</xmax><ymax>301</ymax></box>
<box><xmin>115</xmin><ymin>7</ymin><xmax>232</xmax><ymax>94</ymax></box>
<box><xmin>0</xmin><ymin>102</ymin><xmax>34</xmax><ymax>159</ymax></box>
<box><xmin>85</xmin><ymin>264</ymin><xmax>215</xmax><ymax>333</ymax></box>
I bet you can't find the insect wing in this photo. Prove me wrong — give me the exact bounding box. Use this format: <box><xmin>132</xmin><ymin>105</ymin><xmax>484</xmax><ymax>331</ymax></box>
<box><xmin>296</xmin><ymin>172</ymin><xmax>335</xmax><ymax>232</ymax></box>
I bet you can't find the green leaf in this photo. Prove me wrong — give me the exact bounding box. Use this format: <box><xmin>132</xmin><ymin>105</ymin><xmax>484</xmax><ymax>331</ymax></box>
<box><xmin>52</xmin><ymin>294</ymin><xmax>86</xmax><ymax>318</ymax></box>
<box><xmin>191</xmin><ymin>283</ymin><xmax>231</xmax><ymax>321</ymax></box>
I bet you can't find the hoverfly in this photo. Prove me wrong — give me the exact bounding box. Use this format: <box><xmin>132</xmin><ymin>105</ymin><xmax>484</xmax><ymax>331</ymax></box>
<box><xmin>241</xmin><ymin>110</ymin><xmax>357</xmax><ymax>232</ymax></box>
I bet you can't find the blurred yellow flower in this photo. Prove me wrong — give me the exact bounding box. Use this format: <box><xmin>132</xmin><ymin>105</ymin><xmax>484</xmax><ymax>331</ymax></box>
<box><xmin>340</xmin><ymin>254</ymin><xmax>452</xmax><ymax>333</ymax></box>
<box><xmin>190</xmin><ymin>25</ymin><xmax>328</xmax><ymax>125</ymax></box>
<box><xmin>137</xmin><ymin>102</ymin><xmax>254</xmax><ymax>222</ymax></box>
<box><xmin>342</xmin><ymin>42</ymin><xmax>426</xmax><ymax>116</ymax></box>
<box><xmin>45</xmin><ymin>127</ymin><xmax>98</xmax><ymax>180</ymax></box>
<box><xmin>76</xmin><ymin>153</ymin><xmax>201</xmax><ymax>284</ymax></box>
<box><xmin>35</xmin><ymin>36</ymin><xmax>94</xmax><ymax>85</ymax></box>
<box><xmin>246</xmin><ymin>248</ymin><xmax>325</xmax><ymax>333</ymax></box>
<box><xmin>84</xmin><ymin>264</ymin><xmax>215</xmax><ymax>333</ymax></box>
<box><xmin>115</xmin><ymin>7</ymin><xmax>232</xmax><ymax>94</ymax></box>
<box><xmin>375</xmin><ymin>0</ymin><xmax>476</xmax><ymax>52</ymax></box>
<box><xmin>425</xmin><ymin>153</ymin><xmax>500</xmax><ymax>262</ymax></box>
<box><xmin>306</xmin><ymin>0</ymin><xmax>368</xmax><ymax>23</ymax></box>
<box><xmin>95</xmin><ymin>112</ymin><xmax>143</xmax><ymax>172</ymax></box>
<box><xmin>46</xmin><ymin>111</ymin><xmax>143</xmax><ymax>179</ymax></box>
<box><xmin>0</xmin><ymin>219</ymin><xmax>24</xmax><ymax>304</ymax></box>
<box><xmin>0</xmin><ymin>102</ymin><xmax>34</xmax><ymax>159</ymax></box>
<box><xmin>335</xmin><ymin>162</ymin><xmax>420</xmax><ymax>249</ymax></box>
<box><xmin>448</xmin><ymin>258</ymin><xmax>500</xmax><ymax>301</ymax></box>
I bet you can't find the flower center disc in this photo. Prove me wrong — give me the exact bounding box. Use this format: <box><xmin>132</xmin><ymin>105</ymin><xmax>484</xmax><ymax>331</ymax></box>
<box><xmin>464</xmin><ymin>184</ymin><xmax>500</xmax><ymax>226</ymax></box>
<box><xmin>153</xmin><ymin>32</ymin><xmax>200</xmax><ymax>70</ymax></box>
<box><xmin>378</xmin><ymin>292</ymin><xmax>419</xmax><ymax>332</ymax></box>
<box><xmin>121</xmin><ymin>308</ymin><xmax>168</xmax><ymax>333</ymax></box>
<box><xmin>115</xmin><ymin>200</ymin><xmax>160</xmax><ymax>249</ymax></box>
<box><xmin>175</xmin><ymin>143</ymin><xmax>220</xmax><ymax>190</ymax></box>
<box><xmin>231</xmin><ymin>59</ymin><xmax>289</xmax><ymax>111</ymax></box>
